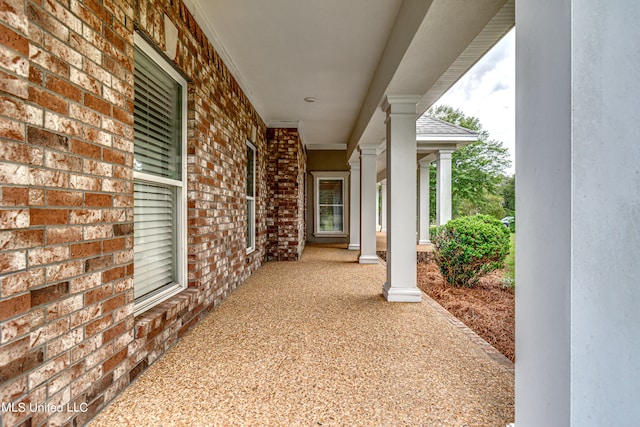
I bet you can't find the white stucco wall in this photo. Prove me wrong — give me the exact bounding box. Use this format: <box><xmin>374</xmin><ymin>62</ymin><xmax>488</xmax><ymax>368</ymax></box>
<box><xmin>517</xmin><ymin>0</ymin><xmax>640</xmax><ymax>425</ymax></box>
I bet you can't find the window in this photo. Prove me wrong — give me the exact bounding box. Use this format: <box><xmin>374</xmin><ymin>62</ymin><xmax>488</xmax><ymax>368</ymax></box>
<box><xmin>312</xmin><ymin>171</ymin><xmax>349</xmax><ymax>236</ymax></box>
<box><xmin>133</xmin><ymin>33</ymin><xmax>187</xmax><ymax>315</ymax></box>
<box><xmin>246</xmin><ymin>142</ymin><xmax>256</xmax><ymax>253</ymax></box>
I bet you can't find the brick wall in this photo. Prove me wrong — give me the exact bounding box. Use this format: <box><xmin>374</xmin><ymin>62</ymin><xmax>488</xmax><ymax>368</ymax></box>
<box><xmin>0</xmin><ymin>0</ymin><xmax>276</xmax><ymax>425</ymax></box>
<box><xmin>266</xmin><ymin>128</ymin><xmax>306</xmax><ymax>261</ymax></box>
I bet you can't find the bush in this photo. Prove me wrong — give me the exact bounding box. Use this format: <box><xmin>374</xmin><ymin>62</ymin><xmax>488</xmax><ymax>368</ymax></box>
<box><xmin>429</xmin><ymin>225</ymin><xmax>438</xmax><ymax>241</ymax></box>
<box><xmin>433</xmin><ymin>215</ymin><xmax>510</xmax><ymax>288</ymax></box>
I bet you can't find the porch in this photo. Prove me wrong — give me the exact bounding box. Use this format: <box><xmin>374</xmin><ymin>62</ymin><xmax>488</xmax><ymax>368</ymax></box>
<box><xmin>90</xmin><ymin>245</ymin><xmax>513</xmax><ymax>426</ymax></box>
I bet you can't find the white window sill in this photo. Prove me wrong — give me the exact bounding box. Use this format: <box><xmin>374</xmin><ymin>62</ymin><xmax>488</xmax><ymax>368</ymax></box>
<box><xmin>313</xmin><ymin>233</ymin><xmax>348</xmax><ymax>238</ymax></box>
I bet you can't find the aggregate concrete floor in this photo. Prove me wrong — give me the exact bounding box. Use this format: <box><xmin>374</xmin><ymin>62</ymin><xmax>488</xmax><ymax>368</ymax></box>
<box><xmin>90</xmin><ymin>245</ymin><xmax>514</xmax><ymax>426</ymax></box>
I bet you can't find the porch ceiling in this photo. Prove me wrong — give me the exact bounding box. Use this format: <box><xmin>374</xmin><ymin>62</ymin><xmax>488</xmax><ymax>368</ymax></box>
<box><xmin>183</xmin><ymin>0</ymin><xmax>513</xmax><ymax>158</ymax></box>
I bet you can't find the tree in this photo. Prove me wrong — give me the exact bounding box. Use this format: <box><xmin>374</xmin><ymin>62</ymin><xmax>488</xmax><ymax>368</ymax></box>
<box><xmin>428</xmin><ymin>105</ymin><xmax>511</xmax><ymax>219</ymax></box>
<box><xmin>500</xmin><ymin>174</ymin><xmax>515</xmax><ymax>217</ymax></box>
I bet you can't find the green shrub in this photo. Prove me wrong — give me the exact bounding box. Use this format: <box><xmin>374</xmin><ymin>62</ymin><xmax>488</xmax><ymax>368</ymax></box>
<box><xmin>500</xmin><ymin>232</ymin><xmax>516</xmax><ymax>289</ymax></box>
<box><xmin>429</xmin><ymin>225</ymin><xmax>438</xmax><ymax>241</ymax></box>
<box><xmin>433</xmin><ymin>214</ymin><xmax>510</xmax><ymax>288</ymax></box>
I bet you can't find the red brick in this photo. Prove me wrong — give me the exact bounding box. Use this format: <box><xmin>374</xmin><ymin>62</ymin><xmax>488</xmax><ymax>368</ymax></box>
<box><xmin>112</xmin><ymin>105</ymin><xmax>132</xmax><ymax>125</ymax></box>
<box><xmin>85</xmin><ymin>193</ymin><xmax>112</xmax><ymax>207</ymax></box>
<box><xmin>85</xmin><ymin>284</ymin><xmax>113</xmax><ymax>306</ymax></box>
<box><xmin>112</xmin><ymin>223</ymin><xmax>132</xmax><ymax>236</ymax></box>
<box><xmin>0</xmin><ymin>23</ymin><xmax>29</xmax><ymax>56</ymax></box>
<box><xmin>102</xmin><ymin>266</ymin><xmax>124</xmax><ymax>283</ymax></box>
<box><xmin>45</xmin><ymin>75</ymin><xmax>81</xmax><ymax>103</ymax></box>
<box><xmin>30</xmin><ymin>282</ymin><xmax>70</xmax><ymax>308</ymax></box>
<box><xmin>1</xmin><ymin>187</ymin><xmax>29</xmax><ymax>206</ymax></box>
<box><xmin>0</xmin><ymin>293</ymin><xmax>30</xmax><ymax>321</ymax></box>
<box><xmin>29</xmin><ymin>208</ymin><xmax>68</xmax><ymax>225</ymax></box>
<box><xmin>104</xmin><ymin>26</ymin><xmax>125</xmax><ymax>52</ymax></box>
<box><xmin>84</xmin><ymin>254</ymin><xmax>112</xmax><ymax>272</ymax></box>
<box><xmin>84</xmin><ymin>93</ymin><xmax>111</xmax><ymax>115</ymax></box>
<box><xmin>46</xmin><ymin>190</ymin><xmax>83</xmax><ymax>207</ymax></box>
<box><xmin>102</xmin><ymin>319</ymin><xmax>126</xmax><ymax>342</ymax></box>
<box><xmin>28</xmin><ymin>86</ymin><xmax>68</xmax><ymax>115</ymax></box>
<box><xmin>27</xmin><ymin>126</ymin><xmax>68</xmax><ymax>151</ymax></box>
<box><xmin>0</xmin><ymin>337</ymin><xmax>43</xmax><ymax>383</ymax></box>
<box><xmin>70</xmin><ymin>241</ymin><xmax>101</xmax><ymax>258</ymax></box>
<box><xmin>85</xmin><ymin>314</ymin><xmax>111</xmax><ymax>337</ymax></box>
<box><xmin>70</xmin><ymin>139</ymin><xmax>101</xmax><ymax>159</ymax></box>
<box><xmin>102</xmin><ymin>148</ymin><xmax>124</xmax><ymax>165</ymax></box>
<box><xmin>102</xmin><ymin>347</ymin><xmax>127</xmax><ymax>372</ymax></box>
<box><xmin>101</xmin><ymin>293</ymin><xmax>126</xmax><ymax>314</ymax></box>
<box><xmin>102</xmin><ymin>237</ymin><xmax>124</xmax><ymax>253</ymax></box>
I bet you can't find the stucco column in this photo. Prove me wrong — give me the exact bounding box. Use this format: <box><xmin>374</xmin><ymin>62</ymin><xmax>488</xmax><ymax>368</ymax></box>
<box><xmin>358</xmin><ymin>146</ymin><xmax>378</xmax><ymax>264</ymax></box>
<box><xmin>381</xmin><ymin>95</ymin><xmax>421</xmax><ymax>302</ymax></box>
<box><xmin>375</xmin><ymin>183</ymin><xmax>380</xmax><ymax>231</ymax></box>
<box><xmin>348</xmin><ymin>161</ymin><xmax>360</xmax><ymax>250</ymax></box>
<box><xmin>418</xmin><ymin>158</ymin><xmax>432</xmax><ymax>245</ymax></box>
<box><xmin>380</xmin><ymin>180</ymin><xmax>387</xmax><ymax>232</ymax></box>
<box><xmin>435</xmin><ymin>149</ymin><xmax>453</xmax><ymax>225</ymax></box>
<box><xmin>517</xmin><ymin>1</ymin><xmax>640</xmax><ymax>425</ymax></box>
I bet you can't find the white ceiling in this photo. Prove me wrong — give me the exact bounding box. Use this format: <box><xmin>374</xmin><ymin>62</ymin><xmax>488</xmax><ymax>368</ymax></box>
<box><xmin>183</xmin><ymin>0</ymin><xmax>514</xmax><ymax>159</ymax></box>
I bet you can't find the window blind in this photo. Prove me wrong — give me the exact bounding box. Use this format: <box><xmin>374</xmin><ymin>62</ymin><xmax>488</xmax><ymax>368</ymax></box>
<box><xmin>133</xmin><ymin>182</ymin><xmax>176</xmax><ymax>299</ymax></box>
<box><xmin>133</xmin><ymin>45</ymin><xmax>182</xmax><ymax>180</ymax></box>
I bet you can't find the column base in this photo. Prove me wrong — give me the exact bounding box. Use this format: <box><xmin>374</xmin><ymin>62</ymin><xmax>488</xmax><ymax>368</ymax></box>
<box><xmin>418</xmin><ymin>239</ymin><xmax>431</xmax><ymax>245</ymax></box>
<box><xmin>348</xmin><ymin>243</ymin><xmax>360</xmax><ymax>251</ymax></box>
<box><xmin>358</xmin><ymin>255</ymin><xmax>379</xmax><ymax>264</ymax></box>
<box><xmin>382</xmin><ymin>282</ymin><xmax>422</xmax><ymax>302</ymax></box>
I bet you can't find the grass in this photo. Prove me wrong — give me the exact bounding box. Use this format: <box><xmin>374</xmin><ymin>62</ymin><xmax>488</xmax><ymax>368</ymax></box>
<box><xmin>501</xmin><ymin>233</ymin><xmax>515</xmax><ymax>288</ymax></box>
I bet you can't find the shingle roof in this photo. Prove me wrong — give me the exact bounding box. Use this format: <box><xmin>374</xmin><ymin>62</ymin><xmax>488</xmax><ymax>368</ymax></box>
<box><xmin>416</xmin><ymin>115</ymin><xmax>477</xmax><ymax>137</ymax></box>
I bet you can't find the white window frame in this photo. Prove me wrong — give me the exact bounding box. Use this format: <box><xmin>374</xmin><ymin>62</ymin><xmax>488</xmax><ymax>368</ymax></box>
<box><xmin>133</xmin><ymin>33</ymin><xmax>188</xmax><ymax>316</ymax></box>
<box><xmin>246</xmin><ymin>141</ymin><xmax>256</xmax><ymax>254</ymax></box>
<box><xmin>311</xmin><ymin>171</ymin><xmax>349</xmax><ymax>237</ymax></box>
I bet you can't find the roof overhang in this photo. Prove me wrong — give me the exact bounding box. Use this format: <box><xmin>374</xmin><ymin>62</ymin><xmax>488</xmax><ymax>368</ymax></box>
<box><xmin>182</xmin><ymin>0</ymin><xmax>514</xmax><ymax>162</ymax></box>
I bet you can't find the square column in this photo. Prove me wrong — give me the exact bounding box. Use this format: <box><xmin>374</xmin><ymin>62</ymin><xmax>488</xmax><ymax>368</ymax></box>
<box><xmin>380</xmin><ymin>180</ymin><xmax>387</xmax><ymax>232</ymax></box>
<box><xmin>358</xmin><ymin>146</ymin><xmax>378</xmax><ymax>264</ymax></box>
<box><xmin>418</xmin><ymin>158</ymin><xmax>433</xmax><ymax>245</ymax></box>
<box><xmin>435</xmin><ymin>150</ymin><xmax>453</xmax><ymax>226</ymax></box>
<box><xmin>381</xmin><ymin>95</ymin><xmax>421</xmax><ymax>302</ymax></box>
<box><xmin>375</xmin><ymin>183</ymin><xmax>380</xmax><ymax>231</ymax></box>
<box><xmin>348</xmin><ymin>161</ymin><xmax>360</xmax><ymax>250</ymax></box>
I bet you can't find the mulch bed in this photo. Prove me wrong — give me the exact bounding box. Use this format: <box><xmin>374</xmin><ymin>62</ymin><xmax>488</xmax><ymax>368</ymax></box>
<box><xmin>417</xmin><ymin>261</ymin><xmax>515</xmax><ymax>362</ymax></box>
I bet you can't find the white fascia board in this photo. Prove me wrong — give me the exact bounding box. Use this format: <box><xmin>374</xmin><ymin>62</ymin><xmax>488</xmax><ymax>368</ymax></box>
<box><xmin>417</xmin><ymin>135</ymin><xmax>477</xmax><ymax>142</ymax></box>
<box><xmin>305</xmin><ymin>144</ymin><xmax>347</xmax><ymax>151</ymax></box>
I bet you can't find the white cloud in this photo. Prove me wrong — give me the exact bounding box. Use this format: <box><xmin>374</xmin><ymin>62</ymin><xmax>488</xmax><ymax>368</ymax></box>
<box><xmin>434</xmin><ymin>29</ymin><xmax>515</xmax><ymax>173</ymax></box>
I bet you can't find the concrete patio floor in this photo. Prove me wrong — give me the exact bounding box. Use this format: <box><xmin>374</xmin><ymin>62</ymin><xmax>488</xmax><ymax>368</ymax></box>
<box><xmin>90</xmin><ymin>244</ymin><xmax>514</xmax><ymax>426</ymax></box>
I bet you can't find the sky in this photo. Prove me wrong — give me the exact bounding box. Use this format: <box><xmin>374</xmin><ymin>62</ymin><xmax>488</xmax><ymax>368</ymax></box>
<box><xmin>433</xmin><ymin>28</ymin><xmax>515</xmax><ymax>174</ymax></box>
